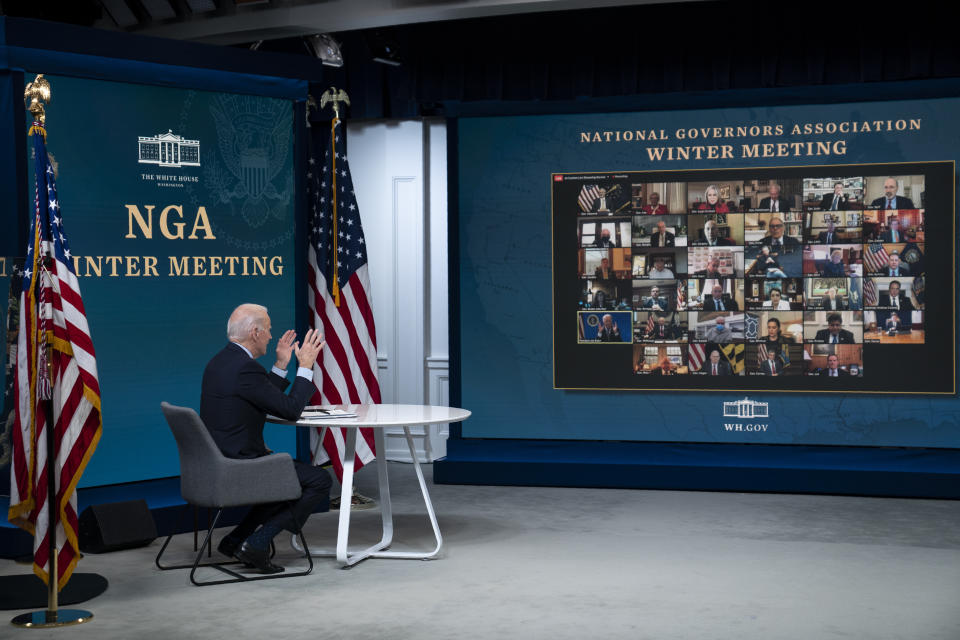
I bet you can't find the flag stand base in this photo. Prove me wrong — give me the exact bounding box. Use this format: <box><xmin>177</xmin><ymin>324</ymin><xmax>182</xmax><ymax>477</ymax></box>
<box><xmin>11</xmin><ymin>609</ymin><xmax>93</xmax><ymax>628</ymax></box>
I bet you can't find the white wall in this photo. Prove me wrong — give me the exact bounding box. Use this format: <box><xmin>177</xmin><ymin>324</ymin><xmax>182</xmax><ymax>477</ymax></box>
<box><xmin>345</xmin><ymin>118</ymin><xmax>449</xmax><ymax>462</ymax></box>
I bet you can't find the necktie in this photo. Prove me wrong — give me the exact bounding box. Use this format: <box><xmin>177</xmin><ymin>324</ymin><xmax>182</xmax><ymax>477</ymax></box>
<box><xmin>831</xmin><ymin>195</ymin><xmax>839</xmax><ymax>210</ymax></box>
<box><xmin>887</xmin><ymin>198</ymin><xmax>893</xmax><ymax>209</ymax></box>
<box><xmin>770</xmin><ymin>200</ymin><xmax>776</xmax><ymax>212</ymax></box>
<box><xmin>893</xmin><ymin>296</ymin><xmax>898</xmax><ymax>309</ymax></box>
<box><xmin>893</xmin><ymin>230</ymin><xmax>898</xmax><ymax>242</ymax></box>
<box><xmin>831</xmin><ymin>369</ymin><xmax>836</xmax><ymax>377</ymax></box>
<box><xmin>659</xmin><ymin>234</ymin><xmax>664</xmax><ymax>247</ymax></box>
<box><xmin>827</xmin><ymin>233</ymin><xmax>832</xmax><ymax>243</ymax></box>
<box><xmin>832</xmin><ymin>335</ymin><xmax>837</xmax><ymax>344</ymax></box>
<box><xmin>892</xmin><ymin>269</ymin><xmax>898</xmax><ymax>276</ymax></box>
<box><xmin>712</xmin><ymin>364</ymin><xmax>717</xmax><ymax>375</ymax></box>
<box><xmin>774</xmin><ymin>240</ymin><xmax>781</xmax><ymax>251</ymax></box>
<box><xmin>717</xmin><ymin>299</ymin><xmax>724</xmax><ymax>311</ymax></box>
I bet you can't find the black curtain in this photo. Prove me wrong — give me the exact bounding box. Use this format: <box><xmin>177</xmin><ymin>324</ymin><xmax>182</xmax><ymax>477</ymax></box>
<box><xmin>314</xmin><ymin>0</ymin><xmax>960</xmax><ymax>119</ymax></box>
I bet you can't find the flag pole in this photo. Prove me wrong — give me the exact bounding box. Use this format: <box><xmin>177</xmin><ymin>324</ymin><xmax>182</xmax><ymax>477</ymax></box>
<box><xmin>11</xmin><ymin>74</ymin><xmax>94</xmax><ymax>629</ymax></box>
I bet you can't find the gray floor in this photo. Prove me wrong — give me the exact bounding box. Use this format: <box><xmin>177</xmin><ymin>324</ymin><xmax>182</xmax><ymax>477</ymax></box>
<box><xmin>2</xmin><ymin>462</ymin><xmax>959</xmax><ymax>639</ymax></box>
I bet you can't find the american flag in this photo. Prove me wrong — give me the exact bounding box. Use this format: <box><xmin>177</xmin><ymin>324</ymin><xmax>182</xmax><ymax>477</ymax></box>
<box><xmin>676</xmin><ymin>279</ymin><xmax>686</xmax><ymax>309</ymax></box>
<box><xmin>863</xmin><ymin>243</ymin><xmax>889</xmax><ymax>272</ymax></box>
<box><xmin>757</xmin><ymin>344</ymin><xmax>768</xmax><ymax>365</ymax></box>
<box><xmin>863</xmin><ymin>278</ymin><xmax>878</xmax><ymax>307</ymax></box>
<box><xmin>646</xmin><ymin>313</ymin><xmax>656</xmax><ymax>335</ymax></box>
<box><xmin>578</xmin><ymin>184</ymin><xmax>600</xmax><ymax>213</ymax></box>
<box><xmin>688</xmin><ymin>343</ymin><xmax>705</xmax><ymax>371</ymax></box>
<box><xmin>306</xmin><ymin>117</ymin><xmax>379</xmax><ymax>480</ymax></box>
<box><xmin>9</xmin><ymin>122</ymin><xmax>101</xmax><ymax>588</ymax></box>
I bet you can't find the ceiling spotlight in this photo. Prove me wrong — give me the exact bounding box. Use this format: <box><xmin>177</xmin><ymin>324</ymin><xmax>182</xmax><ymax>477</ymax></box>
<box><xmin>305</xmin><ymin>34</ymin><xmax>344</xmax><ymax>68</ymax></box>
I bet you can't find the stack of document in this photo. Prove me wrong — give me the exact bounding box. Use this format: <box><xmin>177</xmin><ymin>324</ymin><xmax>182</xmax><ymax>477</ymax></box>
<box><xmin>300</xmin><ymin>407</ymin><xmax>358</xmax><ymax>419</ymax></box>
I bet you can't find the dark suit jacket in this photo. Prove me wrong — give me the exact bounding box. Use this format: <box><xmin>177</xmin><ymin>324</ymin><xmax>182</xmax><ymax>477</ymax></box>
<box><xmin>877</xmin><ymin>293</ymin><xmax>913</xmax><ymax>312</ymax></box>
<box><xmin>703</xmin><ymin>296</ymin><xmax>738</xmax><ymax>311</ymax></box>
<box><xmin>820</xmin><ymin>193</ymin><xmax>849</xmax><ymax>210</ymax></box>
<box><xmin>821</xmin><ymin>261</ymin><xmax>846</xmax><ymax>277</ymax></box>
<box><xmin>880</xmin><ymin>230</ymin><xmax>907</xmax><ymax>242</ymax></box>
<box><xmin>760</xmin><ymin>359</ymin><xmax>783</xmax><ymax>375</ymax></box>
<box><xmin>642</xmin><ymin>296</ymin><xmax>668</xmax><ymax>310</ymax></box>
<box><xmin>882</xmin><ymin>264</ymin><xmax>911</xmax><ymax>276</ymax></box>
<box><xmin>758</xmin><ymin>196</ymin><xmax>791</xmax><ymax>212</ymax></box>
<box><xmin>870</xmin><ymin>195</ymin><xmax>915</xmax><ymax>209</ymax></box>
<box><xmin>820</xmin><ymin>296</ymin><xmax>848</xmax><ymax>311</ymax></box>
<box><xmin>592</xmin><ymin>196</ymin><xmax>613</xmax><ymax>212</ymax></box>
<box><xmin>696</xmin><ymin>229</ymin><xmax>734</xmax><ymax>246</ymax></box>
<box><xmin>646</xmin><ymin>324</ymin><xmax>678</xmax><ymax>340</ymax></box>
<box><xmin>649</xmin><ymin>231</ymin><xmax>675</xmax><ymax>247</ymax></box>
<box><xmin>819</xmin><ymin>368</ymin><xmax>850</xmax><ymax>377</ymax></box>
<box><xmin>814</xmin><ymin>328</ymin><xmax>855</xmax><ymax>344</ymax></box>
<box><xmin>816</xmin><ymin>231</ymin><xmax>840</xmax><ymax>243</ymax></box>
<box><xmin>594</xmin><ymin>267</ymin><xmax>617</xmax><ymax>280</ymax></box>
<box><xmin>760</xmin><ymin>235</ymin><xmax>800</xmax><ymax>251</ymax></box>
<box><xmin>704</xmin><ymin>361</ymin><xmax>732</xmax><ymax>376</ymax></box>
<box><xmin>597</xmin><ymin>326</ymin><xmax>621</xmax><ymax>342</ymax></box>
<box><xmin>200</xmin><ymin>342</ymin><xmax>314</xmax><ymax>459</ymax></box>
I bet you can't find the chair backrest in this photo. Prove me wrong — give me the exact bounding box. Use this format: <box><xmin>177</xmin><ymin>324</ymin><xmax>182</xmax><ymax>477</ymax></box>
<box><xmin>160</xmin><ymin>402</ymin><xmax>226</xmax><ymax>506</ymax></box>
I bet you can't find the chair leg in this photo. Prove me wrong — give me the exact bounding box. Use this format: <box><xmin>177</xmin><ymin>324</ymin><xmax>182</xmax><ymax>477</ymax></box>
<box><xmin>157</xmin><ymin>507</ymin><xmax>243</xmax><ymax>572</ymax></box>
<box><xmin>164</xmin><ymin>503</ymin><xmax>314</xmax><ymax>586</ymax></box>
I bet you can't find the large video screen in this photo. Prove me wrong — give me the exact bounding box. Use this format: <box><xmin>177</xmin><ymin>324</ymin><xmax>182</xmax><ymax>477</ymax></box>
<box><xmin>555</xmin><ymin>164</ymin><xmax>952</xmax><ymax>393</ymax></box>
<box><xmin>457</xmin><ymin>98</ymin><xmax>960</xmax><ymax>447</ymax></box>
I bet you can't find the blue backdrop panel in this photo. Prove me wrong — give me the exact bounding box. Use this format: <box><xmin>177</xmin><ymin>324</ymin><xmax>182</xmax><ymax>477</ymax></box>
<box><xmin>456</xmin><ymin>99</ymin><xmax>960</xmax><ymax>450</ymax></box>
<box><xmin>2</xmin><ymin>74</ymin><xmax>299</xmax><ymax>487</ymax></box>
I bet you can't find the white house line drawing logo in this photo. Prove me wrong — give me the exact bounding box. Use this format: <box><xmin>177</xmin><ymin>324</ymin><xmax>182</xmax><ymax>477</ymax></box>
<box><xmin>138</xmin><ymin>130</ymin><xmax>200</xmax><ymax>168</ymax></box>
<box><xmin>723</xmin><ymin>397</ymin><xmax>769</xmax><ymax>419</ymax></box>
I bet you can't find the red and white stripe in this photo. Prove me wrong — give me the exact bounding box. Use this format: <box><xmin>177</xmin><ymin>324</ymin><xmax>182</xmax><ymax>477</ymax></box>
<box><xmin>306</xmin><ymin>248</ymin><xmax>379</xmax><ymax>480</ymax></box>
<box><xmin>11</xmin><ymin>246</ymin><xmax>101</xmax><ymax>587</ymax></box>
<box><xmin>688</xmin><ymin>343</ymin><xmax>705</xmax><ymax>371</ymax></box>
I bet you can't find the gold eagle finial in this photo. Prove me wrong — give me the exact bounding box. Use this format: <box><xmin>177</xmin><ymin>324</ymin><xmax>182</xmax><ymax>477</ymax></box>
<box><xmin>319</xmin><ymin>87</ymin><xmax>350</xmax><ymax>119</ymax></box>
<box><xmin>24</xmin><ymin>74</ymin><xmax>52</xmax><ymax>124</ymax></box>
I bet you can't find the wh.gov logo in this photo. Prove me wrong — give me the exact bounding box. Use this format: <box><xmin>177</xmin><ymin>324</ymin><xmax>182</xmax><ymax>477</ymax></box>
<box><xmin>138</xmin><ymin>130</ymin><xmax>200</xmax><ymax>168</ymax></box>
<box><xmin>722</xmin><ymin>397</ymin><xmax>770</xmax><ymax>433</ymax></box>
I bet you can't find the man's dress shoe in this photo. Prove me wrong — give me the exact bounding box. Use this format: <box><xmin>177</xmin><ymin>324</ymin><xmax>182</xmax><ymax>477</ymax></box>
<box><xmin>235</xmin><ymin>542</ymin><xmax>284</xmax><ymax>574</ymax></box>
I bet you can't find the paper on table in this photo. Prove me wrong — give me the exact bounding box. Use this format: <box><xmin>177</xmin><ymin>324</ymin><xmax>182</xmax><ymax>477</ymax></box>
<box><xmin>300</xmin><ymin>408</ymin><xmax>358</xmax><ymax>419</ymax></box>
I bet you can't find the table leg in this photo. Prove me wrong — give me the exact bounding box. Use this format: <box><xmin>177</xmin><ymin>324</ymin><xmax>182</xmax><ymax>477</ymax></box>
<box><xmin>335</xmin><ymin>426</ymin><xmax>358</xmax><ymax>564</ymax></box>
<box><xmin>369</xmin><ymin>425</ymin><xmax>443</xmax><ymax>560</ymax></box>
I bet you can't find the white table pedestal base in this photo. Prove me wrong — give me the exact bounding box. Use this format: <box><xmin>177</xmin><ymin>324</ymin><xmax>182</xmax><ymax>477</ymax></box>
<box><xmin>292</xmin><ymin>425</ymin><xmax>443</xmax><ymax>568</ymax></box>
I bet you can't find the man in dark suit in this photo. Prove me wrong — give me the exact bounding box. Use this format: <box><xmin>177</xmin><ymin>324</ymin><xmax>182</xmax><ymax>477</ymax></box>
<box><xmin>880</xmin><ymin>217</ymin><xmax>904</xmax><ymax>243</ymax></box>
<box><xmin>870</xmin><ymin>178</ymin><xmax>915</xmax><ymax>209</ymax></box>
<box><xmin>883</xmin><ymin>252</ymin><xmax>911</xmax><ymax>277</ymax></box>
<box><xmin>885</xmin><ymin>312</ymin><xmax>903</xmax><ymax>332</ymax></box>
<box><xmin>760</xmin><ymin>217</ymin><xmax>800</xmax><ymax>251</ymax></box>
<box><xmin>760</xmin><ymin>349</ymin><xmax>783</xmax><ymax>376</ymax></box>
<box><xmin>693</xmin><ymin>256</ymin><xmax>724</xmax><ymax>278</ymax></box>
<box><xmin>703</xmin><ymin>284</ymin><xmax>738</xmax><ymax>311</ymax></box>
<box><xmin>877</xmin><ymin>280</ymin><xmax>914</xmax><ymax>312</ymax></box>
<box><xmin>201</xmin><ymin>303</ymin><xmax>330</xmax><ymax>573</ymax></box>
<box><xmin>649</xmin><ymin>220</ymin><xmax>675</xmax><ymax>247</ymax></box>
<box><xmin>816</xmin><ymin>221</ymin><xmax>839</xmax><ymax>244</ymax></box>
<box><xmin>597</xmin><ymin>313</ymin><xmax>621</xmax><ymax>341</ymax></box>
<box><xmin>594</xmin><ymin>258</ymin><xmax>617</xmax><ymax>280</ymax></box>
<box><xmin>820</xmin><ymin>183</ymin><xmax>850</xmax><ymax>211</ymax></box>
<box><xmin>819</xmin><ymin>354</ymin><xmax>849</xmax><ymax>377</ymax></box>
<box><xmin>696</xmin><ymin>220</ymin><xmax>733</xmax><ymax>246</ymax></box>
<box><xmin>592</xmin><ymin>187</ymin><xmax>612</xmax><ymax>213</ymax></box>
<box><xmin>758</xmin><ymin>183</ymin><xmax>791</xmax><ymax>212</ymax></box>
<box><xmin>705</xmin><ymin>349</ymin><xmax>732</xmax><ymax>376</ymax></box>
<box><xmin>642</xmin><ymin>285</ymin><xmax>668</xmax><ymax>311</ymax></box>
<box><xmin>820</xmin><ymin>287</ymin><xmax>847</xmax><ymax>311</ymax></box>
<box><xmin>814</xmin><ymin>313</ymin><xmax>855</xmax><ymax>344</ymax></box>
<box><xmin>646</xmin><ymin>316</ymin><xmax>677</xmax><ymax>340</ymax></box>
<box><xmin>594</xmin><ymin>228</ymin><xmax>616</xmax><ymax>247</ymax></box>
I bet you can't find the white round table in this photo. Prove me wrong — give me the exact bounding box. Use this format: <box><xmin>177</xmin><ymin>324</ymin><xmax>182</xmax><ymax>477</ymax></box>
<box><xmin>270</xmin><ymin>404</ymin><xmax>471</xmax><ymax>567</ymax></box>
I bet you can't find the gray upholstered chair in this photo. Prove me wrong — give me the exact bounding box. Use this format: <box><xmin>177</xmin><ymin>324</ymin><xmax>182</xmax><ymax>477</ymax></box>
<box><xmin>155</xmin><ymin>402</ymin><xmax>313</xmax><ymax>585</ymax></box>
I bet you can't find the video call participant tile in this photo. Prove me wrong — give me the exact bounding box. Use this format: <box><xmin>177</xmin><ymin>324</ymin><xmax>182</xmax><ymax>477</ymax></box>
<box><xmin>805</xmin><ymin>344</ymin><xmax>864</xmax><ymax>377</ymax></box>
